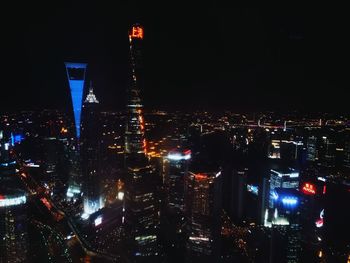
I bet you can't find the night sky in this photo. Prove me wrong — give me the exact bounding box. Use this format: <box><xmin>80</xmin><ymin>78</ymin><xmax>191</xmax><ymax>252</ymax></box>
<box><xmin>2</xmin><ymin>4</ymin><xmax>346</xmax><ymax>113</ymax></box>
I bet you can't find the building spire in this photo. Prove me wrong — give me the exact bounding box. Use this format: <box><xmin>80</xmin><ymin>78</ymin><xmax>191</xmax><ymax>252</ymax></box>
<box><xmin>85</xmin><ymin>81</ymin><xmax>99</xmax><ymax>103</ymax></box>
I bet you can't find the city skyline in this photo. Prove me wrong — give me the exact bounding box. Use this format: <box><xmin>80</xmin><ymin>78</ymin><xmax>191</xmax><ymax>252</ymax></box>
<box><xmin>2</xmin><ymin>4</ymin><xmax>346</xmax><ymax>113</ymax></box>
<box><xmin>1</xmin><ymin>7</ymin><xmax>350</xmax><ymax>262</ymax></box>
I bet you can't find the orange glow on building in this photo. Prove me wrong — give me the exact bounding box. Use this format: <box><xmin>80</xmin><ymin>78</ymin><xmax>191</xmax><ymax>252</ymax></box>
<box><xmin>194</xmin><ymin>173</ymin><xmax>208</xmax><ymax>180</ymax></box>
<box><xmin>117</xmin><ymin>179</ymin><xmax>124</xmax><ymax>191</ymax></box>
<box><xmin>40</xmin><ymin>197</ymin><xmax>52</xmax><ymax>210</ymax></box>
<box><xmin>84</xmin><ymin>255</ymin><xmax>91</xmax><ymax>263</ymax></box>
<box><xmin>139</xmin><ymin>115</ymin><xmax>144</xmax><ymax>131</ymax></box>
<box><xmin>143</xmin><ymin>138</ymin><xmax>147</xmax><ymax>153</ymax></box>
<box><xmin>130</xmin><ymin>26</ymin><xmax>144</xmax><ymax>39</ymax></box>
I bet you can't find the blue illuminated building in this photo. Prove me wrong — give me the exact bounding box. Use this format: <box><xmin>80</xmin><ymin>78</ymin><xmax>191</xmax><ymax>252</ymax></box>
<box><xmin>65</xmin><ymin>62</ymin><xmax>87</xmax><ymax>139</ymax></box>
<box><xmin>269</xmin><ymin>188</ymin><xmax>302</xmax><ymax>263</ymax></box>
<box><xmin>11</xmin><ymin>133</ymin><xmax>24</xmax><ymax>146</ymax></box>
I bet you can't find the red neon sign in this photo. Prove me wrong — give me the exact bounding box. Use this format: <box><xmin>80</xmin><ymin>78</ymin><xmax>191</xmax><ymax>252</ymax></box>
<box><xmin>323</xmin><ymin>185</ymin><xmax>327</xmax><ymax>195</ymax></box>
<box><xmin>130</xmin><ymin>26</ymin><xmax>143</xmax><ymax>39</ymax></box>
<box><xmin>302</xmin><ymin>183</ymin><xmax>316</xmax><ymax>195</ymax></box>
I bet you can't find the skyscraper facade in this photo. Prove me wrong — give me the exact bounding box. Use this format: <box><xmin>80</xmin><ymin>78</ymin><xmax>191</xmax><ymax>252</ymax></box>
<box><xmin>0</xmin><ymin>130</ymin><xmax>16</xmax><ymax>177</ymax></box>
<box><xmin>306</xmin><ymin>136</ymin><xmax>317</xmax><ymax>161</ymax></box>
<box><xmin>184</xmin><ymin>169</ymin><xmax>222</xmax><ymax>262</ymax></box>
<box><xmin>269</xmin><ymin>168</ymin><xmax>299</xmax><ymax>208</ymax></box>
<box><xmin>0</xmin><ymin>130</ymin><xmax>28</xmax><ymax>263</ymax></box>
<box><xmin>81</xmin><ymin>84</ymin><xmax>103</xmax><ymax>217</ymax></box>
<box><xmin>125</xmin><ymin>25</ymin><xmax>146</xmax><ymax>156</ymax></box>
<box><xmin>165</xmin><ymin>149</ymin><xmax>191</xmax><ymax>213</ymax></box>
<box><xmin>269</xmin><ymin>189</ymin><xmax>301</xmax><ymax>263</ymax></box>
<box><xmin>0</xmin><ymin>188</ymin><xmax>28</xmax><ymax>263</ymax></box>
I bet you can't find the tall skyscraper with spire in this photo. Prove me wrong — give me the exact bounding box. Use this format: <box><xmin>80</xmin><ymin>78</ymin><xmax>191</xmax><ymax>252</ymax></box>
<box><xmin>81</xmin><ymin>83</ymin><xmax>103</xmax><ymax>218</ymax></box>
<box><xmin>125</xmin><ymin>24</ymin><xmax>146</xmax><ymax>156</ymax></box>
<box><xmin>124</xmin><ymin>24</ymin><xmax>160</xmax><ymax>261</ymax></box>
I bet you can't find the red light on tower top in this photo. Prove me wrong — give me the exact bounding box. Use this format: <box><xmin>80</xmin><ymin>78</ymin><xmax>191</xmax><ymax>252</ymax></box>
<box><xmin>130</xmin><ymin>26</ymin><xmax>144</xmax><ymax>40</ymax></box>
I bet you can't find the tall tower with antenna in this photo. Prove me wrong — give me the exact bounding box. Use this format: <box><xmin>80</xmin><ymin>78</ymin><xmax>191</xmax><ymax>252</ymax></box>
<box><xmin>125</xmin><ymin>24</ymin><xmax>146</xmax><ymax>156</ymax></box>
<box><xmin>124</xmin><ymin>24</ymin><xmax>161</xmax><ymax>260</ymax></box>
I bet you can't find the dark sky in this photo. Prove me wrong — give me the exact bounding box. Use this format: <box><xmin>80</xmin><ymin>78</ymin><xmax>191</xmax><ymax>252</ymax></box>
<box><xmin>2</xmin><ymin>4</ymin><xmax>347</xmax><ymax>113</ymax></box>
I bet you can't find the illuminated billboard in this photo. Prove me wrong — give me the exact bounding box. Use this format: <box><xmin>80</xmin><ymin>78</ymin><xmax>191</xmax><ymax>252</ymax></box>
<box><xmin>302</xmin><ymin>183</ymin><xmax>316</xmax><ymax>195</ymax></box>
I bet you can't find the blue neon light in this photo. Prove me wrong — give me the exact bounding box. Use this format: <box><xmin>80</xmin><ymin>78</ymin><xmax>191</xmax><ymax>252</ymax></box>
<box><xmin>281</xmin><ymin>196</ymin><xmax>298</xmax><ymax>206</ymax></box>
<box><xmin>247</xmin><ymin>184</ymin><xmax>259</xmax><ymax>195</ymax></box>
<box><xmin>65</xmin><ymin>62</ymin><xmax>87</xmax><ymax>139</ymax></box>
<box><xmin>64</xmin><ymin>62</ymin><xmax>87</xmax><ymax>68</ymax></box>
<box><xmin>14</xmin><ymin>135</ymin><xmax>23</xmax><ymax>144</ymax></box>
<box><xmin>11</xmin><ymin>133</ymin><xmax>24</xmax><ymax>146</ymax></box>
<box><xmin>0</xmin><ymin>161</ymin><xmax>16</xmax><ymax>167</ymax></box>
<box><xmin>68</xmin><ymin>80</ymin><xmax>84</xmax><ymax>138</ymax></box>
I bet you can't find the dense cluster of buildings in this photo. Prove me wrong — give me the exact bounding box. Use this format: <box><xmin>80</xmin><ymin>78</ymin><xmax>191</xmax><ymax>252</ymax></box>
<box><xmin>1</xmin><ymin>24</ymin><xmax>350</xmax><ymax>263</ymax></box>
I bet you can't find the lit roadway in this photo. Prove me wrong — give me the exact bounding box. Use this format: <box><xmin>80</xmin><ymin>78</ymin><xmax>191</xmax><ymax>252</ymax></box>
<box><xmin>19</xmin><ymin>167</ymin><xmax>119</xmax><ymax>263</ymax></box>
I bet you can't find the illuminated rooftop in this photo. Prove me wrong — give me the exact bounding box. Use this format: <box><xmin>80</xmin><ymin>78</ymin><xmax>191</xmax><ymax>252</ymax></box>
<box><xmin>0</xmin><ymin>188</ymin><xmax>27</xmax><ymax>208</ymax></box>
<box><xmin>85</xmin><ymin>86</ymin><xmax>99</xmax><ymax>104</ymax></box>
<box><xmin>271</xmin><ymin>167</ymin><xmax>299</xmax><ymax>178</ymax></box>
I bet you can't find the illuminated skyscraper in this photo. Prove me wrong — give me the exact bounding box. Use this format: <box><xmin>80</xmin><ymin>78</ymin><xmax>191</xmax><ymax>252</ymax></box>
<box><xmin>270</xmin><ymin>168</ymin><xmax>299</xmax><ymax>191</ymax></box>
<box><xmin>269</xmin><ymin>168</ymin><xmax>299</xmax><ymax>208</ymax></box>
<box><xmin>81</xmin><ymin>84</ymin><xmax>103</xmax><ymax>218</ymax></box>
<box><xmin>123</xmin><ymin>25</ymin><xmax>160</xmax><ymax>260</ymax></box>
<box><xmin>165</xmin><ymin>149</ymin><xmax>191</xmax><ymax>213</ymax></box>
<box><xmin>163</xmin><ymin>149</ymin><xmax>191</xmax><ymax>255</ymax></box>
<box><xmin>184</xmin><ymin>168</ymin><xmax>222</xmax><ymax>262</ymax></box>
<box><xmin>0</xmin><ymin>130</ymin><xmax>16</xmax><ymax>177</ymax></box>
<box><xmin>124</xmin><ymin>163</ymin><xmax>160</xmax><ymax>259</ymax></box>
<box><xmin>1</xmin><ymin>131</ymin><xmax>27</xmax><ymax>262</ymax></box>
<box><xmin>0</xmin><ymin>188</ymin><xmax>28</xmax><ymax>263</ymax></box>
<box><xmin>320</xmin><ymin>136</ymin><xmax>336</xmax><ymax>168</ymax></box>
<box><xmin>65</xmin><ymin>62</ymin><xmax>88</xmax><ymax>139</ymax></box>
<box><xmin>269</xmin><ymin>189</ymin><xmax>301</xmax><ymax>263</ymax></box>
<box><xmin>306</xmin><ymin>136</ymin><xmax>318</xmax><ymax>161</ymax></box>
<box><xmin>125</xmin><ymin>24</ymin><xmax>146</xmax><ymax>156</ymax></box>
